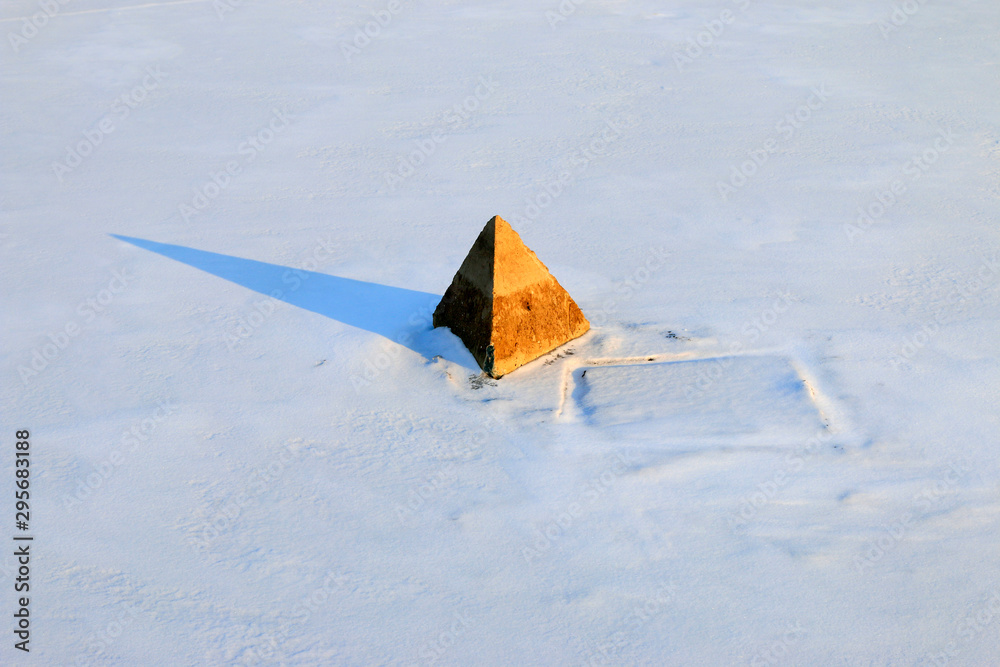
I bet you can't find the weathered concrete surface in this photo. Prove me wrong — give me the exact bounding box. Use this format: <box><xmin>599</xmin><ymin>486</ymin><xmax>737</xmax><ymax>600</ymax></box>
<box><xmin>433</xmin><ymin>215</ymin><xmax>590</xmax><ymax>378</ymax></box>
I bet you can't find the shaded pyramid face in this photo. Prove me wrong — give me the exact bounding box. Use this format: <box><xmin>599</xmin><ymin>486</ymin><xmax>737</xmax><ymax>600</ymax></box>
<box><xmin>433</xmin><ymin>215</ymin><xmax>590</xmax><ymax>378</ymax></box>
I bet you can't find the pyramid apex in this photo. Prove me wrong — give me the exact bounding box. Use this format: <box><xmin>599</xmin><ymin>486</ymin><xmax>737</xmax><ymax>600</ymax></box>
<box><xmin>486</xmin><ymin>215</ymin><xmax>514</xmax><ymax>236</ymax></box>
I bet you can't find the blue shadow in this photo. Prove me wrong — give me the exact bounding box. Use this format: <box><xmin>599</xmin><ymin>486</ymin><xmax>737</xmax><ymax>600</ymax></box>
<box><xmin>111</xmin><ymin>235</ymin><xmax>473</xmax><ymax>366</ymax></box>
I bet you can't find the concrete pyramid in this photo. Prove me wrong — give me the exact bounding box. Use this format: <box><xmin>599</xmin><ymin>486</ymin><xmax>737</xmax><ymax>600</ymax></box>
<box><xmin>433</xmin><ymin>215</ymin><xmax>590</xmax><ymax>378</ymax></box>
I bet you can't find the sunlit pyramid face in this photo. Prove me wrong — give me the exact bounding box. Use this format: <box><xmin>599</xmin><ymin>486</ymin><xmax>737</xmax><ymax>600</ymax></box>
<box><xmin>433</xmin><ymin>215</ymin><xmax>590</xmax><ymax>378</ymax></box>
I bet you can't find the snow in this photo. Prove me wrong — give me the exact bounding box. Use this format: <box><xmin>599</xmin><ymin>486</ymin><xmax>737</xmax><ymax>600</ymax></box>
<box><xmin>2</xmin><ymin>0</ymin><xmax>1000</xmax><ymax>665</ymax></box>
<box><xmin>562</xmin><ymin>353</ymin><xmax>830</xmax><ymax>443</ymax></box>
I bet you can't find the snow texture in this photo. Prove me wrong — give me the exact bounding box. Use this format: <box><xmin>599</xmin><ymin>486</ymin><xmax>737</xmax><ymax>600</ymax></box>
<box><xmin>2</xmin><ymin>0</ymin><xmax>1000</xmax><ymax>665</ymax></box>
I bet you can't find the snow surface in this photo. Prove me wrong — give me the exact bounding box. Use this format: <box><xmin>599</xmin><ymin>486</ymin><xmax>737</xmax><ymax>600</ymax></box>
<box><xmin>2</xmin><ymin>0</ymin><xmax>1000</xmax><ymax>664</ymax></box>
